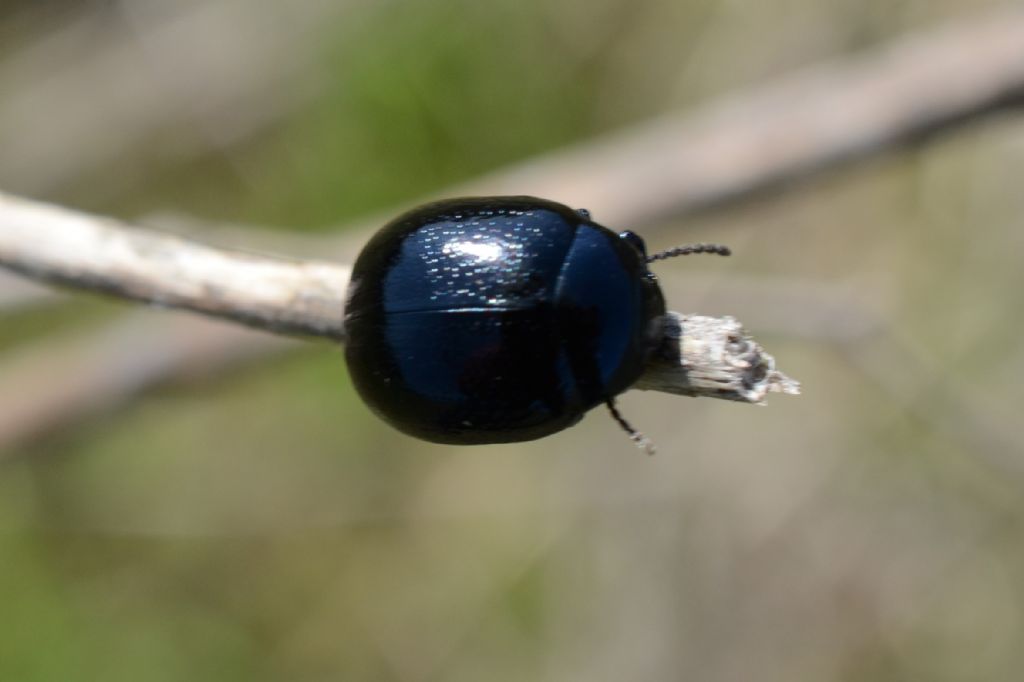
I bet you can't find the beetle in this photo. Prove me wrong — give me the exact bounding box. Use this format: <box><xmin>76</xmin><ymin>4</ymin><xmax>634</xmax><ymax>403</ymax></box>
<box><xmin>343</xmin><ymin>196</ymin><xmax>729</xmax><ymax>451</ymax></box>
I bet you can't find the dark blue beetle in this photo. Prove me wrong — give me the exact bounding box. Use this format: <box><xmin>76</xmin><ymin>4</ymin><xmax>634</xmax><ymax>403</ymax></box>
<box><xmin>343</xmin><ymin>196</ymin><xmax>728</xmax><ymax>449</ymax></box>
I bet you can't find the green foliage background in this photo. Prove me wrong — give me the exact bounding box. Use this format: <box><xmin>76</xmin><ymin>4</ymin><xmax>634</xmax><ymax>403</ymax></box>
<box><xmin>2</xmin><ymin>0</ymin><xmax>1023</xmax><ymax>680</ymax></box>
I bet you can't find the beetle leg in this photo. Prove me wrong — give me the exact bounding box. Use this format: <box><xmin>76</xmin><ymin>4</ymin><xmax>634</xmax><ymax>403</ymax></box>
<box><xmin>605</xmin><ymin>398</ymin><xmax>656</xmax><ymax>455</ymax></box>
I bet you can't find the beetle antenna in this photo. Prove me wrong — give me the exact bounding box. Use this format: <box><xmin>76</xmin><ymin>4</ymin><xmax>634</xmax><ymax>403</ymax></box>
<box><xmin>605</xmin><ymin>399</ymin><xmax>656</xmax><ymax>455</ymax></box>
<box><xmin>646</xmin><ymin>243</ymin><xmax>731</xmax><ymax>263</ymax></box>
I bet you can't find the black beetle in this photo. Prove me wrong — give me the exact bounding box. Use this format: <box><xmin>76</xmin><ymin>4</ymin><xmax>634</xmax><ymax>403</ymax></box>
<box><xmin>343</xmin><ymin>196</ymin><xmax>729</xmax><ymax>450</ymax></box>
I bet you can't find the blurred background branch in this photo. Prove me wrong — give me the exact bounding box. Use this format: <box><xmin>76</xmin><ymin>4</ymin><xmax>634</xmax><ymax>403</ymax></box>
<box><xmin>455</xmin><ymin>5</ymin><xmax>1024</xmax><ymax>228</ymax></box>
<box><xmin>0</xmin><ymin>0</ymin><xmax>352</xmax><ymax>198</ymax></box>
<box><xmin>0</xmin><ymin>312</ymin><xmax>294</xmax><ymax>460</ymax></box>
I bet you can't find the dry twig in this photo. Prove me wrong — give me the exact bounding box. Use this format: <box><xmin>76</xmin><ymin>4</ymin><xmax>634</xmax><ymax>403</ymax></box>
<box><xmin>0</xmin><ymin>192</ymin><xmax>350</xmax><ymax>339</ymax></box>
<box><xmin>0</xmin><ymin>192</ymin><xmax>796</xmax><ymax>422</ymax></box>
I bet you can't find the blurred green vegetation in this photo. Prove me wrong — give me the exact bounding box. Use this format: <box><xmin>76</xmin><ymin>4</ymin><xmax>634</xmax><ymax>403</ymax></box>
<box><xmin>2</xmin><ymin>0</ymin><xmax>1024</xmax><ymax>680</ymax></box>
<box><xmin>118</xmin><ymin>0</ymin><xmax>617</xmax><ymax>229</ymax></box>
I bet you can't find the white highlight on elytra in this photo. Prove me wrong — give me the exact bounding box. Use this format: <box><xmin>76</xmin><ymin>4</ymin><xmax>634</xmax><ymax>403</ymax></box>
<box><xmin>442</xmin><ymin>240</ymin><xmax>503</xmax><ymax>263</ymax></box>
